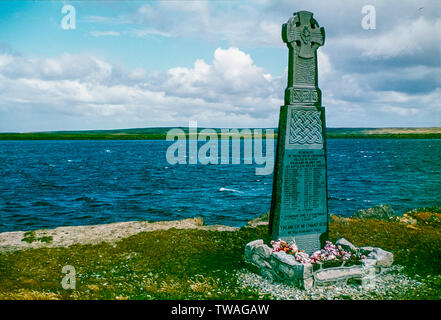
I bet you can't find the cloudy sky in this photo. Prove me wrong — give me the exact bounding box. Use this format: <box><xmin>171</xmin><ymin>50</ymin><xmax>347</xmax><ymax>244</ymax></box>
<box><xmin>0</xmin><ymin>0</ymin><xmax>440</xmax><ymax>132</ymax></box>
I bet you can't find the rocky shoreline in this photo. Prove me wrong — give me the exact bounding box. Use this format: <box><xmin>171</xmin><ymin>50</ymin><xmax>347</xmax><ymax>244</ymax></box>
<box><xmin>1</xmin><ymin>203</ymin><xmax>438</xmax><ymax>253</ymax></box>
<box><xmin>0</xmin><ymin>218</ymin><xmax>238</xmax><ymax>253</ymax></box>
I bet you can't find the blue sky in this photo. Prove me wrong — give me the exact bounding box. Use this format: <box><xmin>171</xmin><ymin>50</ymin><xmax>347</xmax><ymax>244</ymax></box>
<box><xmin>0</xmin><ymin>0</ymin><xmax>440</xmax><ymax>131</ymax></box>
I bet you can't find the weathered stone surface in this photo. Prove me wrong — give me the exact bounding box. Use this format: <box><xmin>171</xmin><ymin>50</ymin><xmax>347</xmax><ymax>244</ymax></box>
<box><xmin>269</xmin><ymin>11</ymin><xmax>328</xmax><ymax>255</ymax></box>
<box><xmin>269</xmin><ymin>256</ymin><xmax>279</xmax><ymax>269</ymax></box>
<box><xmin>314</xmin><ymin>266</ymin><xmax>363</xmax><ymax>283</ymax></box>
<box><xmin>336</xmin><ymin>238</ymin><xmax>357</xmax><ymax>252</ymax></box>
<box><xmin>252</xmin><ymin>253</ymin><xmax>272</xmax><ymax>269</ymax></box>
<box><xmin>255</xmin><ymin>244</ymin><xmax>273</xmax><ymax>259</ymax></box>
<box><xmin>260</xmin><ymin>268</ymin><xmax>274</xmax><ymax>281</ymax></box>
<box><xmin>244</xmin><ymin>239</ymin><xmax>264</xmax><ymax>259</ymax></box>
<box><xmin>303</xmin><ymin>263</ymin><xmax>313</xmax><ymax>279</ymax></box>
<box><xmin>367</xmin><ymin>248</ymin><xmax>394</xmax><ymax>267</ymax></box>
<box><xmin>354</xmin><ymin>204</ymin><xmax>396</xmax><ymax>221</ymax></box>
<box><xmin>281</xmin><ymin>10</ymin><xmax>325</xmax><ymax>104</ymax></box>
<box><xmin>278</xmin><ymin>263</ymin><xmax>296</xmax><ymax>279</ymax></box>
<box><xmin>303</xmin><ymin>276</ymin><xmax>314</xmax><ymax>290</ymax></box>
<box><xmin>244</xmin><ymin>240</ymin><xmax>393</xmax><ymax>289</ymax></box>
<box><xmin>362</xmin><ymin>258</ymin><xmax>377</xmax><ymax>268</ymax></box>
<box><xmin>245</xmin><ymin>239</ymin><xmax>264</xmax><ymax>249</ymax></box>
<box><xmin>278</xmin><ymin>261</ymin><xmax>311</xmax><ymax>281</ymax></box>
<box><xmin>361</xmin><ymin>259</ymin><xmax>378</xmax><ymax>287</ymax></box>
<box><xmin>272</xmin><ymin>251</ymin><xmax>299</xmax><ymax>266</ymax></box>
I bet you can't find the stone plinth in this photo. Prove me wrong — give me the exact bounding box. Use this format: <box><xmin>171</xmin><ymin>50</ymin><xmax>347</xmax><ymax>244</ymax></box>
<box><xmin>244</xmin><ymin>239</ymin><xmax>393</xmax><ymax>290</ymax></box>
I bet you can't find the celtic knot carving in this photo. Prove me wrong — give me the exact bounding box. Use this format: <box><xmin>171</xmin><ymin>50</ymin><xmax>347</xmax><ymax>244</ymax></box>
<box><xmin>300</xmin><ymin>25</ymin><xmax>311</xmax><ymax>44</ymax></box>
<box><xmin>291</xmin><ymin>88</ymin><xmax>318</xmax><ymax>103</ymax></box>
<box><xmin>288</xmin><ymin>110</ymin><xmax>323</xmax><ymax>145</ymax></box>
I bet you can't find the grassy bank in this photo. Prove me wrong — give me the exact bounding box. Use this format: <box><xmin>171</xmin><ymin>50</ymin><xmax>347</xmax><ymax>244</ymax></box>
<box><xmin>1</xmin><ymin>127</ymin><xmax>441</xmax><ymax>140</ymax></box>
<box><xmin>0</xmin><ymin>208</ymin><xmax>440</xmax><ymax>300</ymax></box>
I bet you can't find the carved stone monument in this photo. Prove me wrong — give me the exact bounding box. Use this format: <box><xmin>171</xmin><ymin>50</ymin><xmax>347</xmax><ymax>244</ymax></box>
<box><xmin>269</xmin><ymin>11</ymin><xmax>328</xmax><ymax>254</ymax></box>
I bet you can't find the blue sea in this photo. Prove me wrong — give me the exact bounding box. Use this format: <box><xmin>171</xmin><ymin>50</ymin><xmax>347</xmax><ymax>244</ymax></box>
<box><xmin>0</xmin><ymin>139</ymin><xmax>440</xmax><ymax>232</ymax></box>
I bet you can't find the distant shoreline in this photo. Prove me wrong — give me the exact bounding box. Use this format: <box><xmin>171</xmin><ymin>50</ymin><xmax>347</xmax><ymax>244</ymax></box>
<box><xmin>1</xmin><ymin>127</ymin><xmax>441</xmax><ymax>140</ymax></box>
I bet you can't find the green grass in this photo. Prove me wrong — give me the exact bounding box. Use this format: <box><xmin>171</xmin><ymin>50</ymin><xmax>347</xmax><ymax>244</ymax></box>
<box><xmin>329</xmin><ymin>215</ymin><xmax>441</xmax><ymax>277</ymax></box>
<box><xmin>1</xmin><ymin>225</ymin><xmax>271</xmax><ymax>300</ymax></box>
<box><xmin>21</xmin><ymin>231</ymin><xmax>53</xmax><ymax>244</ymax></box>
<box><xmin>1</xmin><ymin>208</ymin><xmax>440</xmax><ymax>300</ymax></box>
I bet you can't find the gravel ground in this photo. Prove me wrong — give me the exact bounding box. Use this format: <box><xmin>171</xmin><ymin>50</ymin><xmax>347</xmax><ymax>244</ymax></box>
<box><xmin>237</xmin><ymin>265</ymin><xmax>423</xmax><ymax>300</ymax></box>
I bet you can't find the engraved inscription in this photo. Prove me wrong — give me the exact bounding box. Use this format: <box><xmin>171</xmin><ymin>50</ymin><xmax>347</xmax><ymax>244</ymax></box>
<box><xmin>288</xmin><ymin>110</ymin><xmax>323</xmax><ymax>146</ymax></box>
<box><xmin>294</xmin><ymin>57</ymin><xmax>315</xmax><ymax>86</ymax></box>
<box><xmin>279</xmin><ymin>149</ymin><xmax>327</xmax><ymax>236</ymax></box>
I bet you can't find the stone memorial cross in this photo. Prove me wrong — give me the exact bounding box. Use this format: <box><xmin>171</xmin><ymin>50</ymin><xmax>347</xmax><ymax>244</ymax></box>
<box><xmin>269</xmin><ymin>11</ymin><xmax>328</xmax><ymax>254</ymax></box>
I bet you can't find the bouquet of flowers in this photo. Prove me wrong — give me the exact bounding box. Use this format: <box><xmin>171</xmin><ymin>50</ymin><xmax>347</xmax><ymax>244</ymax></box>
<box><xmin>270</xmin><ymin>239</ymin><xmax>311</xmax><ymax>264</ymax></box>
<box><xmin>270</xmin><ymin>239</ymin><xmax>366</xmax><ymax>266</ymax></box>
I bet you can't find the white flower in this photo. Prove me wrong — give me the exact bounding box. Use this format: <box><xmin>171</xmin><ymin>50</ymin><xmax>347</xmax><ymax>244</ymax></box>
<box><xmin>312</xmin><ymin>250</ymin><xmax>321</xmax><ymax>257</ymax></box>
<box><xmin>327</xmin><ymin>254</ymin><xmax>336</xmax><ymax>261</ymax></box>
<box><xmin>288</xmin><ymin>240</ymin><xmax>298</xmax><ymax>252</ymax></box>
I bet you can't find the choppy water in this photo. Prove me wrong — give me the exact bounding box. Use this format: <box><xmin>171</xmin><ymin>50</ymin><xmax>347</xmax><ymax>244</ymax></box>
<box><xmin>0</xmin><ymin>139</ymin><xmax>440</xmax><ymax>232</ymax></box>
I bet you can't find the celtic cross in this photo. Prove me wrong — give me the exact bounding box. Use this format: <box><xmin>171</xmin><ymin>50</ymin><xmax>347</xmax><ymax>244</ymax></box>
<box><xmin>269</xmin><ymin>10</ymin><xmax>328</xmax><ymax>256</ymax></box>
<box><xmin>282</xmin><ymin>11</ymin><xmax>325</xmax><ymax>105</ymax></box>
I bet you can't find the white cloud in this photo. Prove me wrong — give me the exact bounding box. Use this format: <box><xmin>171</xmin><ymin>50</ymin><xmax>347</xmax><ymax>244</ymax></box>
<box><xmin>334</xmin><ymin>16</ymin><xmax>441</xmax><ymax>59</ymax></box>
<box><xmin>259</xmin><ymin>21</ymin><xmax>280</xmax><ymax>41</ymax></box>
<box><xmin>213</xmin><ymin>48</ymin><xmax>272</xmax><ymax>90</ymax></box>
<box><xmin>83</xmin><ymin>15</ymin><xmax>127</xmax><ymax>25</ymax></box>
<box><xmin>0</xmin><ymin>53</ymin><xmax>112</xmax><ymax>82</ymax></box>
<box><xmin>0</xmin><ymin>48</ymin><xmax>283</xmax><ymax>131</ymax></box>
<box><xmin>163</xmin><ymin>47</ymin><xmax>279</xmax><ymax>106</ymax></box>
<box><xmin>0</xmin><ymin>42</ymin><xmax>439</xmax><ymax>131</ymax></box>
<box><xmin>125</xmin><ymin>2</ymin><xmax>284</xmax><ymax>47</ymax></box>
<box><xmin>380</xmin><ymin>106</ymin><xmax>419</xmax><ymax>116</ymax></box>
<box><xmin>90</xmin><ymin>31</ymin><xmax>120</xmax><ymax>37</ymax></box>
<box><xmin>131</xmin><ymin>28</ymin><xmax>172</xmax><ymax>38</ymax></box>
<box><xmin>318</xmin><ymin>51</ymin><xmax>332</xmax><ymax>80</ymax></box>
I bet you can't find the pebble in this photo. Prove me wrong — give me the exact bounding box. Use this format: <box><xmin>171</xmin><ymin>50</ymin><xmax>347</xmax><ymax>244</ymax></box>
<box><xmin>237</xmin><ymin>265</ymin><xmax>422</xmax><ymax>300</ymax></box>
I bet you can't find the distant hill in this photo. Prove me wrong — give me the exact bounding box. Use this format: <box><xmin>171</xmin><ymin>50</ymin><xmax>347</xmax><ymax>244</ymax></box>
<box><xmin>0</xmin><ymin>127</ymin><xmax>440</xmax><ymax>140</ymax></box>
<box><xmin>326</xmin><ymin>127</ymin><xmax>441</xmax><ymax>139</ymax></box>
